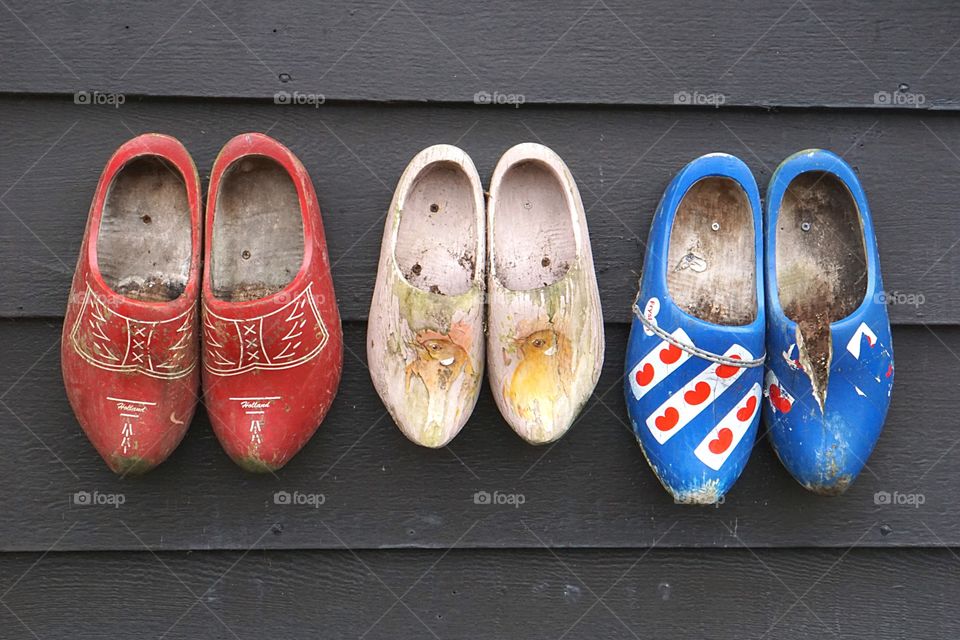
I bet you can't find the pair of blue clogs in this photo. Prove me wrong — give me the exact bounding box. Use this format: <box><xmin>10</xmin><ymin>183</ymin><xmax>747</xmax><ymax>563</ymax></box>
<box><xmin>625</xmin><ymin>150</ymin><xmax>893</xmax><ymax>504</ymax></box>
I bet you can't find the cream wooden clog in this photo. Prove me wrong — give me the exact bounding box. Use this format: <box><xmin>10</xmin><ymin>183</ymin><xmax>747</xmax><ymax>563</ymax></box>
<box><xmin>486</xmin><ymin>143</ymin><xmax>604</xmax><ymax>444</ymax></box>
<box><xmin>367</xmin><ymin>145</ymin><xmax>485</xmax><ymax>447</ymax></box>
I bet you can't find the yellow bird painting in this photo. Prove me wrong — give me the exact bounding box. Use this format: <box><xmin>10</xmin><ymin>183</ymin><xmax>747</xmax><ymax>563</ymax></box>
<box><xmin>505</xmin><ymin>329</ymin><xmax>572</xmax><ymax>429</ymax></box>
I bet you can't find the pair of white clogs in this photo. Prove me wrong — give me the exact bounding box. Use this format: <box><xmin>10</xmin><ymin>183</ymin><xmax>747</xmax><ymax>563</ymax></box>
<box><xmin>367</xmin><ymin>143</ymin><xmax>604</xmax><ymax>447</ymax></box>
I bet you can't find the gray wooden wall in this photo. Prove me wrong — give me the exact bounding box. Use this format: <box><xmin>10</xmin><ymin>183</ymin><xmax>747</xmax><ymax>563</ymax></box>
<box><xmin>1</xmin><ymin>1</ymin><xmax>959</xmax><ymax>638</ymax></box>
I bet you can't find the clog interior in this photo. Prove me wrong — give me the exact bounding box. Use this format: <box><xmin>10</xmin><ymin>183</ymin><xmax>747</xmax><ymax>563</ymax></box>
<box><xmin>666</xmin><ymin>177</ymin><xmax>756</xmax><ymax>325</ymax></box>
<box><xmin>97</xmin><ymin>156</ymin><xmax>192</xmax><ymax>302</ymax></box>
<box><xmin>776</xmin><ymin>170</ymin><xmax>868</xmax><ymax>402</ymax></box>
<box><xmin>210</xmin><ymin>156</ymin><xmax>304</xmax><ymax>302</ymax></box>
<box><xmin>776</xmin><ymin>171</ymin><xmax>867</xmax><ymax>325</ymax></box>
<box><xmin>395</xmin><ymin>161</ymin><xmax>477</xmax><ymax>296</ymax></box>
<box><xmin>492</xmin><ymin>160</ymin><xmax>576</xmax><ymax>291</ymax></box>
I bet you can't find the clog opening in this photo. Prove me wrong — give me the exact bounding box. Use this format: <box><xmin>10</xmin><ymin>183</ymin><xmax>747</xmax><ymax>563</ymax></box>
<box><xmin>776</xmin><ymin>170</ymin><xmax>867</xmax><ymax>409</ymax></box>
<box><xmin>97</xmin><ymin>156</ymin><xmax>191</xmax><ymax>302</ymax></box>
<box><xmin>396</xmin><ymin>160</ymin><xmax>478</xmax><ymax>296</ymax></box>
<box><xmin>776</xmin><ymin>170</ymin><xmax>867</xmax><ymax>323</ymax></box>
<box><xmin>667</xmin><ymin>176</ymin><xmax>756</xmax><ymax>325</ymax></box>
<box><xmin>210</xmin><ymin>155</ymin><xmax>304</xmax><ymax>302</ymax></box>
<box><xmin>492</xmin><ymin>160</ymin><xmax>575</xmax><ymax>291</ymax></box>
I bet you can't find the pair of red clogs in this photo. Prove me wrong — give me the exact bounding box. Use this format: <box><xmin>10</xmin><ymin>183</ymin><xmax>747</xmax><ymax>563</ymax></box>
<box><xmin>61</xmin><ymin>133</ymin><xmax>342</xmax><ymax>474</ymax></box>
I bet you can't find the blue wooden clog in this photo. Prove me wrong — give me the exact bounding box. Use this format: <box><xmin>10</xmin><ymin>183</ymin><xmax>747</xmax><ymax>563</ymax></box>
<box><xmin>764</xmin><ymin>149</ymin><xmax>893</xmax><ymax>495</ymax></box>
<box><xmin>625</xmin><ymin>154</ymin><xmax>764</xmax><ymax>504</ymax></box>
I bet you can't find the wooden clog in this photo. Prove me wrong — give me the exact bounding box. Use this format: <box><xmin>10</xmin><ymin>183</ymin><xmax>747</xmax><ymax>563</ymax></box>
<box><xmin>764</xmin><ymin>149</ymin><xmax>893</xmax><ymax>495</ymax></box>
<box><xmin>624</xmin><ymin>153</ymin><xmax>764</xmax><ymax>504</ymax></box>
<box><xmin>62</xmin><ymin>134</ymin><xmax>202</xmax><ymax>474</ymax></box>
<box><xmin>486</xmin><ymin>143</ymin><xmax>604</xmax><ymax>444</ymax></box>
<box><xmin>202</xmin><ymin>133</ymin><xmax>343</xmax><ymax>472</ymax></box>
<box><xmin>367</xmin><ymin>145</ymin><xmax>485</xmax><ymax>447</ymax></box>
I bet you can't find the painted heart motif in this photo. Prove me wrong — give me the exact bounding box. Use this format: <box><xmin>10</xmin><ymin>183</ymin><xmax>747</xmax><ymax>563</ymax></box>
<box><xmin>684</xmin><ymin>381</ymin><xmax>710</xmax><ymax>406</ymax></box>
<box><xmin>708</xmin><ymin>427</ymin><xmax>734</xmax><ymax>455</ymax></box>
<box><xmin>769</xmin><ymin>384</ymin><xmax>782</xmax><ymax>406</ymax></box>
<box><xmin>736</xmin><ymin>395</ymin><xmax>758</xmax><ymax>421</ymax></box>
<box><xmin>716</xmin><ymin>355</ymin><xmax>742</xmax><ymax>379</ymax></box>
<box><xmin>659</xmin><ymin>343</ymin><xmax>682</xmax><ymax>365</ymax></box>
<box><xmin>777</xmin><ymin>396</ymin><xmax>792</xmax><ymax>413</ymax></box>
<box><xmin>654</xmin><ymin>407</ymin><xmax>679</xmax><ymax>432</ymax></box>
<box><xmin>769</xmin><ymin>384</ymin><xmax>792</xmax><ymax>413</ymax></box>
<box><xmin>635</xmin><ymin>363</ymin><xmax>654</xmax><ymax>387</ymax></box>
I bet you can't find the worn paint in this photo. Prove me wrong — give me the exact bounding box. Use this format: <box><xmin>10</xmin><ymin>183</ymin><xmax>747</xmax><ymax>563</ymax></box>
<box><xmin>487</xmin><ymin>144</ymin><xmax>604</xmax><ymax>444</ymax></box>
<box><xmin>201</xmin><ymin>133</ymin><xmax>343</xmax><ymax>473</ymax></box>
<box><xmin>368</xmin><ymin>145</ymin><xmax>485</xmax><ymax>448</ymax></box>
<box><xmin>61</xmin><ymin>134</ymin><xmax>203</xmax><ymax>475</ymax></box>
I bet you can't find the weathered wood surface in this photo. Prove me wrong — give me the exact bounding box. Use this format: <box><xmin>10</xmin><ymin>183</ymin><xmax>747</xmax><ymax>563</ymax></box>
<box><xmin>2</xmin><ymin>97</ymin><xmax>958</xmax><ymax>323</ymax></box>
<box><xmin>2</xmin><ymin>319</ymin><xmax>956</xmax><ymax>552</ymax></box>
<box><xmin>1</xmin><ymin>1</ymin><xmax>958</xmax><ymax>110</ymax></box>
<box><xmin>367</xmin><ymin>144</ymin><xmax>487</xmax><ymax>448</ymax></box>
<box><xmin>485</xmin><ymin>143</ymin><xmax>605</xmax><ymax>444</ymax></box>
<box><xmin>1</xmin><ymin>4</ymin><xmax>958</xmax><ymax>633</ymax></box>
<box><xmin>1</xmin><ymin>547</ymin><xmax>958</xmax><ymax>639</ymax></box>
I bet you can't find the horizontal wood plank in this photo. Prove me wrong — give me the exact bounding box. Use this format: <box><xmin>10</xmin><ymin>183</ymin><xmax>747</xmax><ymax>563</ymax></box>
<box><xmin>0</xmin><ymin>319</ymin><xmax>955</xmax><ymax>552</ymax></box>
<box><xmin>0</xmin><ymin>547</ymin><xmax>957</xmax><ymax>639</ymax></box>
<box><xmin>1</xmin><ymin>97</ymin><xmax>958</xmax><ymax>323</ymax></box>
<box><xmin>0</xmin><ymin>1</ymin><xmax>958</xmax><ymax>110</ymax></box>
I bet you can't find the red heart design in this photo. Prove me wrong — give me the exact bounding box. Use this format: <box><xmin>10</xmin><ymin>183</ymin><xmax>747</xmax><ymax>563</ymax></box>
<box><xmin>716</xmin><ymin>355</ymin><xmax>742</xmax><ymax>379</ymax></box>
<box><xmin>654</xmin><ymin>407</ymin><xmax>679</xmax><ymax>432</ymax></box>
<box><xmin>635</xmin><ymin>363</ymin><xmax>654</xmax><ymax>387</ymax></box>
<box><xmin>769</xmin><ymin>384</ymin><xmax>782</xmax><ymax>403</ymax></box>
<box><xmin>659</xmin><ymin>343</ymin><xmax>682</xmax><ymax>365</ymax></box>
<box><xmin>770</xmin><ymin>385</ymin><xmax>792</xmax><ymax>414</ymax></box>
<box><xmin>736</xmin><ymin>395</ymin><xmax>758</xmax><ymax>421</ymax></box>
<box><xmin>708</xmin><ymin>428</ymin><xmax>734</xmax><ymax>455</ymax></box>
<box><xmin>684</xmin><ymin>381</ymin><xmax>710</xmax><ymax>406</ymax></box>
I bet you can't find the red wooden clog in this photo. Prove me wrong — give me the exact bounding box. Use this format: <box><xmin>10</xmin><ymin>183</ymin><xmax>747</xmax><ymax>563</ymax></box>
<box><xmin>202</xmin><ymin>133</ymin><xmax>343</xmax><ymax>472</ymax></box>
<box><xmin>62</xmin><ymin>134</ymin><xmax>202</xmax><ymax>475</ymax></box>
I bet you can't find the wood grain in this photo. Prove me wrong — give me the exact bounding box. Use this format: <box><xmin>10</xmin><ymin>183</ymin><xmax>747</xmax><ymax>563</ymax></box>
<box><xmin>0</xmin><ymin>547</ymin><xmax>957</xmax><ymax>639</ymax></box>
<box><xmin>2</xmin><ymin>97</ymin><xmax>958</xmax><ymax>323</ymax></box>
<box><xmin>2</xmin><ymin>319</ymin><xmax>955</xmax><ymax>552</ymax></box>
<box><xmin>0</xmin><ymin>1</ymin><xmax>958</xmax><ymax>109</ymax></box>
<box><xmin>1</xmin><ymin>3</ymin><xmax>956</xmax><ymax>635</ymax></box>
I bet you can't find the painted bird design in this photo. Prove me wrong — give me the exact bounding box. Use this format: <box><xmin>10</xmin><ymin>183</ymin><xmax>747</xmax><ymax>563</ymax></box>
<box><xmin>405</xmin><ymin>332</ymin><xmax>474</xmax><ymax>393</ymax></box>
<box><xmin>505</xmin><ymin>329</ymin><xmax>572</xmax><ymax>429</ymax></box>
<box><xmin>404</xmin><ymin>329</ymin><xmax>476</xmax><ymax>446</ymax></box>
